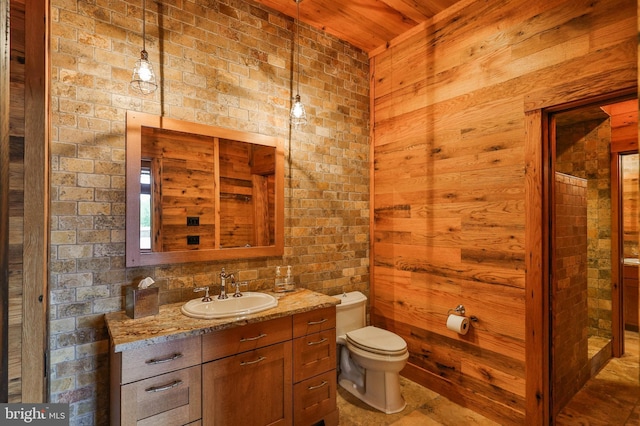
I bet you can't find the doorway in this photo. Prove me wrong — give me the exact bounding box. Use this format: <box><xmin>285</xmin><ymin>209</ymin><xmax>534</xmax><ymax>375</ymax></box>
<box><xmin>547</xmin><ymin>96</ymin><xmax>638</xmax><ymax>418</ymax></box>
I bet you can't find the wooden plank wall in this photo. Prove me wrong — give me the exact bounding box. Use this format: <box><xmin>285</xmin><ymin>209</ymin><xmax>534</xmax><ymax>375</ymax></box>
<box><xmin>22</xmin><ymin>0</ymin><xmax>48</xmax><ymax>401</ymax></box>
<box><xmin>141</xmin><ymin>127</ymin><xmax>216</xmax><ymax>251</ymax></box>
<box><xmin>6</xmin><ymin>0</ymin><xmax>24</xmax><ymax>402</ymax></box>
<box><xmin>622</xmin><ymin>156</ymin><xmax>639</xmax><ymax>258</ymax></box>
<box><xmin>140</xmin><ymin>129</ymin><xmax>273</xmax><ymax>251</ymax></box>
<box><xmin>1</xmin><ymin>0</ymin><xmax>10</xmax><ymax>403</ymax></box>
<box><xmin>608</xmin><ymin>100</ymin><xmax>639</xmax><ymax>257</ymax></box>
<box><xmin>369</xmin><ymin>0</ymin><xmax>637</xmax><ymax>423</ymax></box>
<box><xmin>219</xmin><ymin>139</ymin><xmax>256</xmax><ymax>249</ymax></box>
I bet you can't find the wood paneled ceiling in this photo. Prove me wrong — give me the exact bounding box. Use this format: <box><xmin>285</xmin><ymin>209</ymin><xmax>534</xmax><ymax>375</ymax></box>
<box><xmin>253</xmin><ymin>0</ymin><xmax>465</xmax><ymax>53</ymax></box>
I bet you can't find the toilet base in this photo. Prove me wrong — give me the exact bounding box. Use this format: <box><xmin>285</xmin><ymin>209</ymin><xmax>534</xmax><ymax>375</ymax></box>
<box><xmin>338</xmin><ymin>370</ymin><xmax>407</xmax><ymax>414</ymax></box>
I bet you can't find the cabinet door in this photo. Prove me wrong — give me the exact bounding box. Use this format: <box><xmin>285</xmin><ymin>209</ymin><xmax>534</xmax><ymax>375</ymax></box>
<box><xmin>623</xmin><ymin>265</ymin><xmax>639</xmax><ymax>329</ymax></box>
<box><xmin>202</xmin><ymin>341</ymin><xmax>292</xmax><ymax>426</ymax></box>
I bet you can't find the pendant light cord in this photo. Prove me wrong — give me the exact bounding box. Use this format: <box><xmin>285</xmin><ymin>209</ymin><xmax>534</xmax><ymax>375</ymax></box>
<box><xmin>295</xmin><ymin>0</ymin><xmax>300</xmax><ymax>95</ymax></box>
<box><xmin>142</xmin><ymin>0</ymin><xmax>147</xmax><ymax>53</ymax></box>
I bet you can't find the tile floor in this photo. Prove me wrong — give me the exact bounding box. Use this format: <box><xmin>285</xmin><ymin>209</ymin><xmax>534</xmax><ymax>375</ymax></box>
<box><xmin>555</xmin><ymin>331</ymin><xmax>639</xmax><ymax>425</ymax></box>
<box><xmin>337</xmin><ymin>331</ymin><xmax>640</xmax><ymax>425</ymax></box>
<box><xmin>337</xmin><ymin>375</ymin><xmax>498</xmax><ymax>425</ymax></box>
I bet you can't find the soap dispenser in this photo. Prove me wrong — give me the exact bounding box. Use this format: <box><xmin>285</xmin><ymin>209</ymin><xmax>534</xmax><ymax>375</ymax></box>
<box><xmin>274</xmin><ymin>266</ymin><xmax>285</xmax><ymax>292</ymax></box>
<box><xmin>284</xmin><ymin>265</ymin><xmax>295</xmax><ymax>292</ymax></box>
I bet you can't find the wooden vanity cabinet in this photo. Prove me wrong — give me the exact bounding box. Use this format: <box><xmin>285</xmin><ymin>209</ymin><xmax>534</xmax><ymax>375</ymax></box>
<box><xmin>110</xmin><ymin>335</ymin><xmax>202</xmax><ymax>426</ymax></box>
<box><xmin>201</xmin><ymin>317</ymin><xmax>293</xmax><ymax>426</ymax></box>
<box><xmin>109</xmin><ymin>305</ymin><xmax>339</xmax><ymax>426</ymax></box>
<box><xmin>292</xmin><ymin>307</ymin><xmax>339</xmax><ymax>426</ymax></box>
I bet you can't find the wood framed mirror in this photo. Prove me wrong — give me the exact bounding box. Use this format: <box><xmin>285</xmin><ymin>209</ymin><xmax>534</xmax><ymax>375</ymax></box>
<box><xmin>125</xmin><ymin>111</ymin><xmax>284</xmax><ymax>267</ymax></box>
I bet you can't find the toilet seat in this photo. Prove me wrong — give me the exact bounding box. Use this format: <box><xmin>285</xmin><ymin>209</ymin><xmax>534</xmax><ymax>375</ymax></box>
<box><xmin>346</xmin><ymin>326</ymin><xmax>407</xmax><ymax>356</ymax></box>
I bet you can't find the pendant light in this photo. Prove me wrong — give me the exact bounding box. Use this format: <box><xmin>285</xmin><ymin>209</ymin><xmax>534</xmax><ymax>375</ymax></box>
<box><xmin>290</xmin><ymin>0</ymin><xmax>307</xmax><ymax>127</ymax></box>
<box><xmin>131</xmin><ymin>0</ymin><xmax>158</xmax><ymax>95</ymax></box>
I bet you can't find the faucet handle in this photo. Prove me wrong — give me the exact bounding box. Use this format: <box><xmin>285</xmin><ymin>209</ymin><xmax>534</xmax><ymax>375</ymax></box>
<box><xmin>193</xmin><ymin>286</ymin><xmax>212</xmax><ymax>302</ymax></box>
<box><xmin>231</xmin><ymin>281</ymin><xmax>248</xmax><ymax>298</ymax></box>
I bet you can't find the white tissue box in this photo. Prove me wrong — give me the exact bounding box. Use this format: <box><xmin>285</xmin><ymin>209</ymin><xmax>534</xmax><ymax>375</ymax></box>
<box><xmin>125</xmin><ymin>286</ymin><xmax>159</xmax><ymax>318</ymax></box>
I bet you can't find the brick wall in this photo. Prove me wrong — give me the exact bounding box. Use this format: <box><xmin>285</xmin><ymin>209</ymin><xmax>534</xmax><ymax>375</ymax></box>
<box><xmin>552</xmin><ymin>172</ymin><xmax>589</xmax><ymax>415</ymax></box>
<box><xmin>556</xmin><ymin>118</ymin><xmax>613</xmax><ymax>339</ymax></box>
<box><xmin>49</xmin><ymin>0</ymin><xmax>369</xmax><ymax>423</ymax></box>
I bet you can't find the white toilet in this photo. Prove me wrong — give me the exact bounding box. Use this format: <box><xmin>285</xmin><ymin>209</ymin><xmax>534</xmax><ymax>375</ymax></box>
<box><xmin>333</xmin><ymin>291</ymin><xmax>409</xmax><ymax>414</ymax></box>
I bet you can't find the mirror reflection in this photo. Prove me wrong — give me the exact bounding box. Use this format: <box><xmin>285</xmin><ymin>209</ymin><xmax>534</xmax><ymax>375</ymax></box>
<box><xmin>126</xmin><ymin>112</ymin><xmax>284</xmax><ymax>267</ymax></box>
<box><xmin>621</xmin><ymin>153</ymin><xmax>639</xmax><ymax>263</ymax></box>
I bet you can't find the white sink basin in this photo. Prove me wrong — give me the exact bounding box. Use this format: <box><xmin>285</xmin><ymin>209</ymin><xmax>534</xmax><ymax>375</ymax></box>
<box><xmin>181</xmin><ymin>292</ymin><xmax>278</xmax><ymax>319</ymax></box>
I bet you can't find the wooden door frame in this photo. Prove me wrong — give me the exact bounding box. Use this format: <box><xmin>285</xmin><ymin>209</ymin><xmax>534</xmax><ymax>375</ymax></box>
<box><xmin>612</xmin><ymin>149</ymin><xmax>640</xmax><ymax>332</ymax></box>
<box><xmin>1</xmin><ymin>0</ymin><xmax>10</xmax><ymax>403</ymax></box>
<box><xmin>22</xmin><ymin>0</ymin><xmax>49</xmax><ymax>402</ymax></box>
<box><xmin>612</xmin><ymin>151</ymin><xmax>623</xmax><ymax>346</ymax></box>
<box><xmin>525</xmin><ymin>88</ymin><xmax>636</xmax><ymax>424</ymax></box>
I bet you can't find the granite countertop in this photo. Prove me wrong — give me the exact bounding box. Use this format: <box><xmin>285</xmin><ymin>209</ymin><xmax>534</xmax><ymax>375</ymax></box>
<box><xmin>105</xmin><ymin>288</ymin><xmax>340</xmax><ymax>353</ymax></box>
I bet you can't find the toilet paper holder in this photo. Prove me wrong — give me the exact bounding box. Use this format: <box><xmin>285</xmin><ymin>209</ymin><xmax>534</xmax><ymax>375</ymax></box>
<box><xmin>447</xmin><ymin>304</ymin><xmax>466</xmax><ymax>316</ymax></box>
<box><xmin>447</xmin><ymin>304</ymin><xmax>478</xmax><ymax>322</ymax></box>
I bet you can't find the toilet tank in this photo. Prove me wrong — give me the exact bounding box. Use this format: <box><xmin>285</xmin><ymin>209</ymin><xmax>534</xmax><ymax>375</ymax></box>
<box><xmin>333</xmin><ymin>291</ymin><xmax>367</xmax><ymax>337</ymax></box>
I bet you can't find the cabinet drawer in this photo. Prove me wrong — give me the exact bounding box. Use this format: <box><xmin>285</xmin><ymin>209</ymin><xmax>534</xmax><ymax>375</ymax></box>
<box><xmin>293</xmin><ymin>329</ymin><xmax>336</xmax><ymax>383</ymax></box>
<box><xmin>293</xmin><ymin>307</ymin><xmax>336</xmax><ymax>338</ymax></box>
<box><xmin>293</xmin><ymin>370</ymin><xmax>337</xmax><ymax>426</ymax></box>
<box><xmin>120</xmin><ymin>336</ymin><xmax>201</xmax><ymax>384</ymax></box>
<box><xmin>202</xmin><ymin>316</ymin><xmax>292</xmax><ymax>362</ymax></box>
<box><xmin>121</xmin><ymin>365</ymin><xmax>201</xmax><ymax>426</ymax></box>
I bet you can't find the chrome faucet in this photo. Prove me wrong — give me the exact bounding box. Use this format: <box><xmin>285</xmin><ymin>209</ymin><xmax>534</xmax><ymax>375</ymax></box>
<box><xmin>219</xmin><ymin>268</ymin><xmax>234</xmax><ymax>299</ymax></box>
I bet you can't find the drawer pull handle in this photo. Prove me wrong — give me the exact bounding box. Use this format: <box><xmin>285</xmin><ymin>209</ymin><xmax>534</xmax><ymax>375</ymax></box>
<box><xmin>307</xmin><ymin>380</ymin><xmax>328</xmax><ymax>391</ymax></box>
<box><xmin>240</xmin><ymin>333</ymin><xmax>267</xmax><ymax>342</ymax></box>
<box><xmin>145</xmin><ymin>353</ymin><xmax>183</xmax><ymax>365</ymax></box>
<box><xmin>307</xmin><ymin>337</ymin><xmax>328</xmax><ymax>346</ymax></box>
<box><xmin>307</xmin><ymin>318</ymin><xmax>328</xmax><ymax>325</ymax></box>
<box><xmin>145</xmin><ymin>379</ymin><xmax>183</xmax><ymax>393</ymax></box>
<box><xmin>240</xmin><ymin>356</ymin><xmax>266</xmax><ymax>366</ymax></box>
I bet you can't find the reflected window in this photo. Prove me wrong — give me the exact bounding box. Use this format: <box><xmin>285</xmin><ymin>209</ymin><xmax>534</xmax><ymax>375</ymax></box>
<box><xmin>140</xmin><ymin>161</ymin><xmax>152</xmax><ymax>250</ymax></box>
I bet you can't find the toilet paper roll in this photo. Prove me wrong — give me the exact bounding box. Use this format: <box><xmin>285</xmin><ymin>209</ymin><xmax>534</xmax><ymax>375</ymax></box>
<box><xmin>446</xmin><ymin>314</ymin><xmax>470</xmax><ymax>335</ymax></box>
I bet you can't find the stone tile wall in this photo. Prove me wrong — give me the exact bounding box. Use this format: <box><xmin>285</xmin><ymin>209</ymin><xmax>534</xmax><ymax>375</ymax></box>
<box><xmin>49</xmin><ymin>0</ymin><xmax>370</xmax><ymax>423</ymax></box>
<box><xmin>556</xmin><ymin>118</ymin><xmax>613</xmax><ymax>339</ymax></box>
<box><xmin>552</xmin><ymin>172</ymin><xmax>589</xmax><ymax>415</ymax></box>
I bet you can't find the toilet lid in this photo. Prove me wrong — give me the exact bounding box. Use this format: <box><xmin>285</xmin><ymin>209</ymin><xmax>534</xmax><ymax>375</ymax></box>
<box><xmin>346</xmin><ymin>326</ymin><xmax>407</xmax><ymax>356</ymax></box>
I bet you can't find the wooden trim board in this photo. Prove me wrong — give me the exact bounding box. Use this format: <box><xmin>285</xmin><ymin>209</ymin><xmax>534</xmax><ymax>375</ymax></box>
<box><xmin>22</xmin><ymin>0</ymin><xmax>49</xmax><ymax>402</ymax></box>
